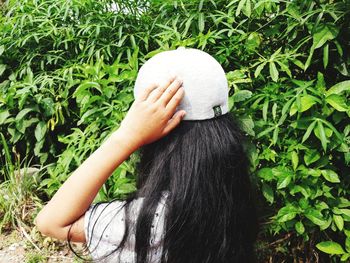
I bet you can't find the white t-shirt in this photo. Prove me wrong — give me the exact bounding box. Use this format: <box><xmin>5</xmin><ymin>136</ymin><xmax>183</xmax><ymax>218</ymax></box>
<box><xmin>84</xmin><ymin>192</ymin><xmax>168</xmax><ymax>262</ymax></box>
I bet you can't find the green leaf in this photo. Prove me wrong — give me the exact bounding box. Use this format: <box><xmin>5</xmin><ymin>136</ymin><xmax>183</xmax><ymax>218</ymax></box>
<box><xmin>276</xmin><ymin>205</ymin><xmax>298</xmax><ymax>223</ymax></box>
<box><xmin>323</xmin><ymin>44</ymin><xmax>329</xmax><ymax>68</ymax></box>
<box><xmin>316</xmin><ymin>72</ymin><xmax>326</xmax><ymax>92</ymax></box>
<box><xmin>316</xmin><ymin>121</ymin><xmax>328</xmax><ymax>152</ymax></box>
<box><xmin>226</xmin><ymin>70</ymin><xmax>251</xmax><ymax>84</ymax></box>
<box><xmin>302</xmin><ymin>120</ymin><xmax>316</xmax><ymax>142</ymax></box>
<box><xmin>305</xmin><ymin>209</ymin><xmax>327</xmax><ymax>226</ymax></box>
<box><xmin>334</xmin><ymin>40</ymin><xmax>344</xmax><ymax>56</ymax></box>
<box><xmin>262</xmin><ymin>99</ymin><xmax>269</xmax><ymax>121</ymax></box>
<box><xmin>346</xmin><ymin>237</ymin><xmax>350</xmax><ymax>252</ymax></box>
<box><xmin>0</xmin><ymin>64</ymin><xmax>6</xmax><ymax>77</ymax></box>
<box><xmin>271</xmin><ymin>166</ymin><xmax>293</xmax><ymax>178</ymax></box>
<box><xmin>305</xmin><ymin>46</ymin><xmax>315</xmax><ymax>71</ymax></box>
<box><xmin>73</xmin><ymin>81</ymin><xmax>102</xmax><ymax>97</ymax></box>
<box><xmin>334</xmin><ymin>207</ymin><xmax>343</xmax><ymax>215</ymax></box>
<box><xmin>236</xmin><ymin>0</ymin><xmax>247</xmax><ymax>16</ymax></box>
<box><xmin>277</xmin><ymin>174</ymin><xmax>291</xmax><ymax>189</ymax></box>
<box><xmin>316</xmin><ymin>241</ymin><xmax>345</xmax><ymax>255</ymax></box>
<box><xmin>0</xmin><ymin>45</ymin><xmax>4</xmax><ymax>56</ymax></box>
<box><xmin>333</xmin><ymin>214</ymin><xmax>344</xmax><ymax>231</ymax></box>
<box><xmin>344</xmin><ymin>229</ymin><xmax>350</xmax><ymax>237</ymax></box>
<box><xmin>291</xmin><ymin>151</ymin><xmax>298</xmax><ymax>170</ymax></box>
<box><xmin>326</xmin><ymin>94</ymin><xmax>348</xmax><ymax>112</ymax></box>
<box><xmin>287</xmin><ymin>4</ymin><xmax>301</xmax><ymax>20</ymax></box>
<box><xmin>41</xmin><ymin>98</ymin><xmax>55</xmax><ymax>116</ymax></box>
<box><xmin>35</xmin><ymin>121</ymin><xmax>47</xmax><ymax>142</ymax></box>
<box><xmin>299</xmin><ymin>95</ymin><xmax>318</xmax><ymax>112</ymax></box>
<box><xmin>272</xmin><ymin>126</ymin><xmax>279</xmax><ymax>145</ymax></box>
<box><xmin>0</xmin><ymin>132</ymin><xmax>13</xmax><ymax>174</ymax></box>
<box><xmin>34</xmin><ymin>139</ymin><xmax>44</xmax><ymax>156</ymax></box>
<box><xmin>290</xmin><ymin>104</ymin><xmax>298</xmax><ymax>116</ymax></box>
<box><xmin>313</xmin><ymin>24</ymin><xmax>339</xmax><ymax>49</ymax></box>
<box><xmin>238</xmin><ymin>115</ymin><xmax>255</xmax><ymax>136</ymax></box>
<box><xmin>290</xmin><ymin>95</ymin><xmax>317</xmax><ymax>115</ymax></box>
<box><xmin>340</xmin><ymin>209</ymin><xmax>350</xmax><ymax>217</ymax></box>
<box><xmin>305</xmin><ymin>24</ymin><xmax>339</xmax><ymax>71</ymax></box>
<box><xmin>243</xmin><ymin>0</ymin><xmax>251</xmax><ymax>17</ymax></box>
<box><xmin>314</xmin><ymin>125</ymin><xmax>332</xmax><ymax>139</ymax></box>
<box><xmin>246</xmin><ymin>32</ymin><xmax>261</xmax><ymax>51</ymax></box>
<box><xmin>291</xmin><ymin>58</ymin><xmax>304</xmax><ymax>69</ymax></box>
<box><xmin>341</xmin><ymin>254</ymin><xmax>350</xmax><ymax>262</ymax></box>
<box><xmin>78</xmin><ymin>108</ymin><xmax>99</xmax><ymax>125</ymax></box>
<box><xmin>232</xmin><ymin>90</ymin><xmax>252</xmax><ymax>103</ymax></box>
<box><xmin>321</xmin><ymin>169</ymin><xmax>340</xmax><ymax>183</ymax></box>
<box><xmin>257</xmin><ymin>168</ymin><xmax>274</xmax><ymax>181</ymax></box>
<box><xmin>256</xmin><ymin>126</ymin><xmax>275</xmax><ymax>138</ymax></box>
<box><xmin>254</xmin><ymin>62</ymin><xmax>266</xmax><ymax>78</ymax></box>
<box><xmin>0</xmin><ymin>110</ymin><xmax>10</xmax><ymax>125</ymax></box>
<box><xmin>309</xmin><ymin>168</ymin><xmax>321</xmax><ymax>177</ymax></box>
<box><xmin>15</xmin><ymin>108</ymin><xmax>33</xmax><ymax>121</ymax></box>
<box><xmin>272</xmin><ymin>103</ymin><xmax>277</xmax><ymax>120</ymax></box>
<box><xmin>291</xmin><ymin>185</ymin><xmax>310</xmax><ymax>198</ymax></box>
<box><xmin>276</xmin><ymin>60</ymin><xmax>292</xmax><ymax>78</ymax></box>
<box><xmin>295</xmin><ymin>221</ymin><xmax>305</xmax><ymax>235</ymax></box>
<box><xmin>278</xmin><ymin>212</ymin><xmax>297</xmax><ymax>222</ymax></box>
<box><xmin>198</xmin><ymin>13</ymin><xmax>205</xmax><ymax>32</ymax></box>
<box><xmin>320</xmin><ymin>119</ymin><xmax>343</xmax><ymax>141</ymax></box>
<box><xmin>269</xmin><ymin>61</ymin><xmax>279</xmax><ymax>82</ymax></box>
<box><xmin>198</xmin><ymin>0</ymin><xmax>204</xmax><ymax>11</ymax></box>
<box><xmin>339</xmin><ymin>198</ymin><xmax>350</xmax><ymax>208</ymax></box>
<box><xmin>320</xmin><ymin>217</ymin><xmax>332</xmax><ymax>230</ymax></box>
<box><xmin>270</xmin><ymin>47</ymin><xmax>282</xmax><ymax>59</ymax></box>
<box><xmin>326</xmin><ymin>80</ymin><xmax>350</xmax><ymax>96</ymax></box>
<box><xmin>262</xmin><ymin>183</ymin><xmax>274</xmax><ymax>204</ymax></box>
<box><xmin>228</xmin><ymin>96</ymin><xmax>234</xmax><ymax>110</ymax></box>
<box><xmin>304</xmin><ymin>149</ymin><xmax>320</xmax><ymax>166</ymax></box>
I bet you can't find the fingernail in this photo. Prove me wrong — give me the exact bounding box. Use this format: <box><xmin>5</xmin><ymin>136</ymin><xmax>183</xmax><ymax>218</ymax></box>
<box><xmin>181</xmin><ymin>112</ymin><xmax>186</xmax><ymax>118</ymax></box>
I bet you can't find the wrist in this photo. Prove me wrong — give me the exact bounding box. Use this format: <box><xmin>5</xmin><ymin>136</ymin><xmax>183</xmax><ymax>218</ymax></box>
<box><xmin>109</xmin><ymin>128</ymin><xmax>141</xmax><ymax>153</ymax></box>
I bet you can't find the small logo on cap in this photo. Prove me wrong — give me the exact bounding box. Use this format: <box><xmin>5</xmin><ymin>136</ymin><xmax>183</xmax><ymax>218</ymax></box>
<box><xmin>213</xmin><ymin>105</ymin><xmax>222</xmax><ymax>117</ymax></box>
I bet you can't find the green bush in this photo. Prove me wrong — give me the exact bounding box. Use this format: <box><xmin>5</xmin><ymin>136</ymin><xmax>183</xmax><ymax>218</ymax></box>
<box><xmin>1</xmin><ymin>0</ymin><xmax>349</xmax><ymax>261</ymax></box>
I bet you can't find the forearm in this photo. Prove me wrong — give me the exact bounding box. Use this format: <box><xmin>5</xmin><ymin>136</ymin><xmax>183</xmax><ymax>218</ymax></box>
<box><xmin>35</xmin><ymin>129</ymin><xmax>139</xmax><ymax>237</ymax></box>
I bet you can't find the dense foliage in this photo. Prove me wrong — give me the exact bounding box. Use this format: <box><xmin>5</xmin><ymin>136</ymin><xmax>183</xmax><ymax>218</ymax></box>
<box><xmin>0</xmin><ymin>0</ymin><xmax>349</xmax><ymax>261</ymax></box>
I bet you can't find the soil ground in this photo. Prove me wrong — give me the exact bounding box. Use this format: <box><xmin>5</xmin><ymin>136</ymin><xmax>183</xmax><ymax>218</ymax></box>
<box><xmin>0</xmin><ymin>229</ymin><xmax>85</xmax><ymax>263</ymax></box>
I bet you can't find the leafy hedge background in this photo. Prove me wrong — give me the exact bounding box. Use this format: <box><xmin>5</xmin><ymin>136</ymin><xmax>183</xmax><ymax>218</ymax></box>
<box><xmin>0</xmin><ymin>0</ymin><xmax>349</xmax><ymax>261</ymax></box>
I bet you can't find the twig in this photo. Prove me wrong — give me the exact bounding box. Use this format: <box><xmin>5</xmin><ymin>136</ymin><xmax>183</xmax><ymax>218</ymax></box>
<box><xmin>267</xmin><ymin>232</ymin><xmax>292</xmax><ymax>247</ymax></box>
<box><xmin>18</xmin><ymin>224</ymin><xmax>41</xmax><ymax>252</ymax></box>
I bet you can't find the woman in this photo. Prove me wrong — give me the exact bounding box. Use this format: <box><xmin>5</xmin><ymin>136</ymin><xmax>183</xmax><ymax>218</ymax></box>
<box><xmin>36</xmin><ymin>47</ymin><xmax>258</xmax><ymax>262</ymax></box>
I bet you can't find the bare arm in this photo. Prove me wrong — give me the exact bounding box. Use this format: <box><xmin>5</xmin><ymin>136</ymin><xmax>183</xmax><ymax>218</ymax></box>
<box><xmin>35</xmin><ymin>77</ymin><xmax>185</xmax><ymax>242</ymax></box>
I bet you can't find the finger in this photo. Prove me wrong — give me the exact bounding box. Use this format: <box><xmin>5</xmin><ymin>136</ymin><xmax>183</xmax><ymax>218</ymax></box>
<box><xmin>159</xmin><ymin>78</ymin><xmax>183</xmax><ymax>106</ymax></box>
<box><xmin>137</xmin><ymin>83</ymin><xmax>159</xmax><ymax>101</ymax></box>
<box><xmin>147</xmin><ymin>76</ymin><xmax>176</xmax><ymax>103</ymax></box>
<box><xmin>162</xmin><ymin>110</ymin><xmax>186</xmax><ymax>136</ymax></box>
<box><xmin>165</xmin><ymin>86</ymin><xmax>185</xmax><ymax>116</ymax></box>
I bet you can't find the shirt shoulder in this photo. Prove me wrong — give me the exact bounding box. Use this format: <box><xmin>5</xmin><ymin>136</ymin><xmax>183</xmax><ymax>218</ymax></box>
<box><xmin>84</xmin><ymin>192</ymin><xmax>169</xmax><ymax>262</ymax></box>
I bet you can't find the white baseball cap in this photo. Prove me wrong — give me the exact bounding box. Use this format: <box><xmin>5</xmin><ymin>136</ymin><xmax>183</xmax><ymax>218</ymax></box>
<box><xmin>134</xmin><ymin>47</ymin><xmax>229</xmax><ymax>120</ymax></box>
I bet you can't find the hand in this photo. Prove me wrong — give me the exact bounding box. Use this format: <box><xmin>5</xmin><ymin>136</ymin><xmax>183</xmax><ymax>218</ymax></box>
<box><xmin>117</xmin><ymin>76</ymin><xmax>186</xmax><ymax>149</ymax></box>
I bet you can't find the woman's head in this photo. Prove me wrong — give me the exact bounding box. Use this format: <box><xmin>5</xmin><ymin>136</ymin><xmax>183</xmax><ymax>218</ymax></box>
<box><xmin>129</xmin><ymin>48</ymin><xmax>258</xmax><ymax>262</ymax></box>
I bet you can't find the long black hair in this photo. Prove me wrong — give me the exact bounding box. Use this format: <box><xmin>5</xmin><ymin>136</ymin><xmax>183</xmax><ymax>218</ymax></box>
<box><xmin>70</xmin><ymin>112</ymin><xmax>258</xmax><ymax>262</ymax></box>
